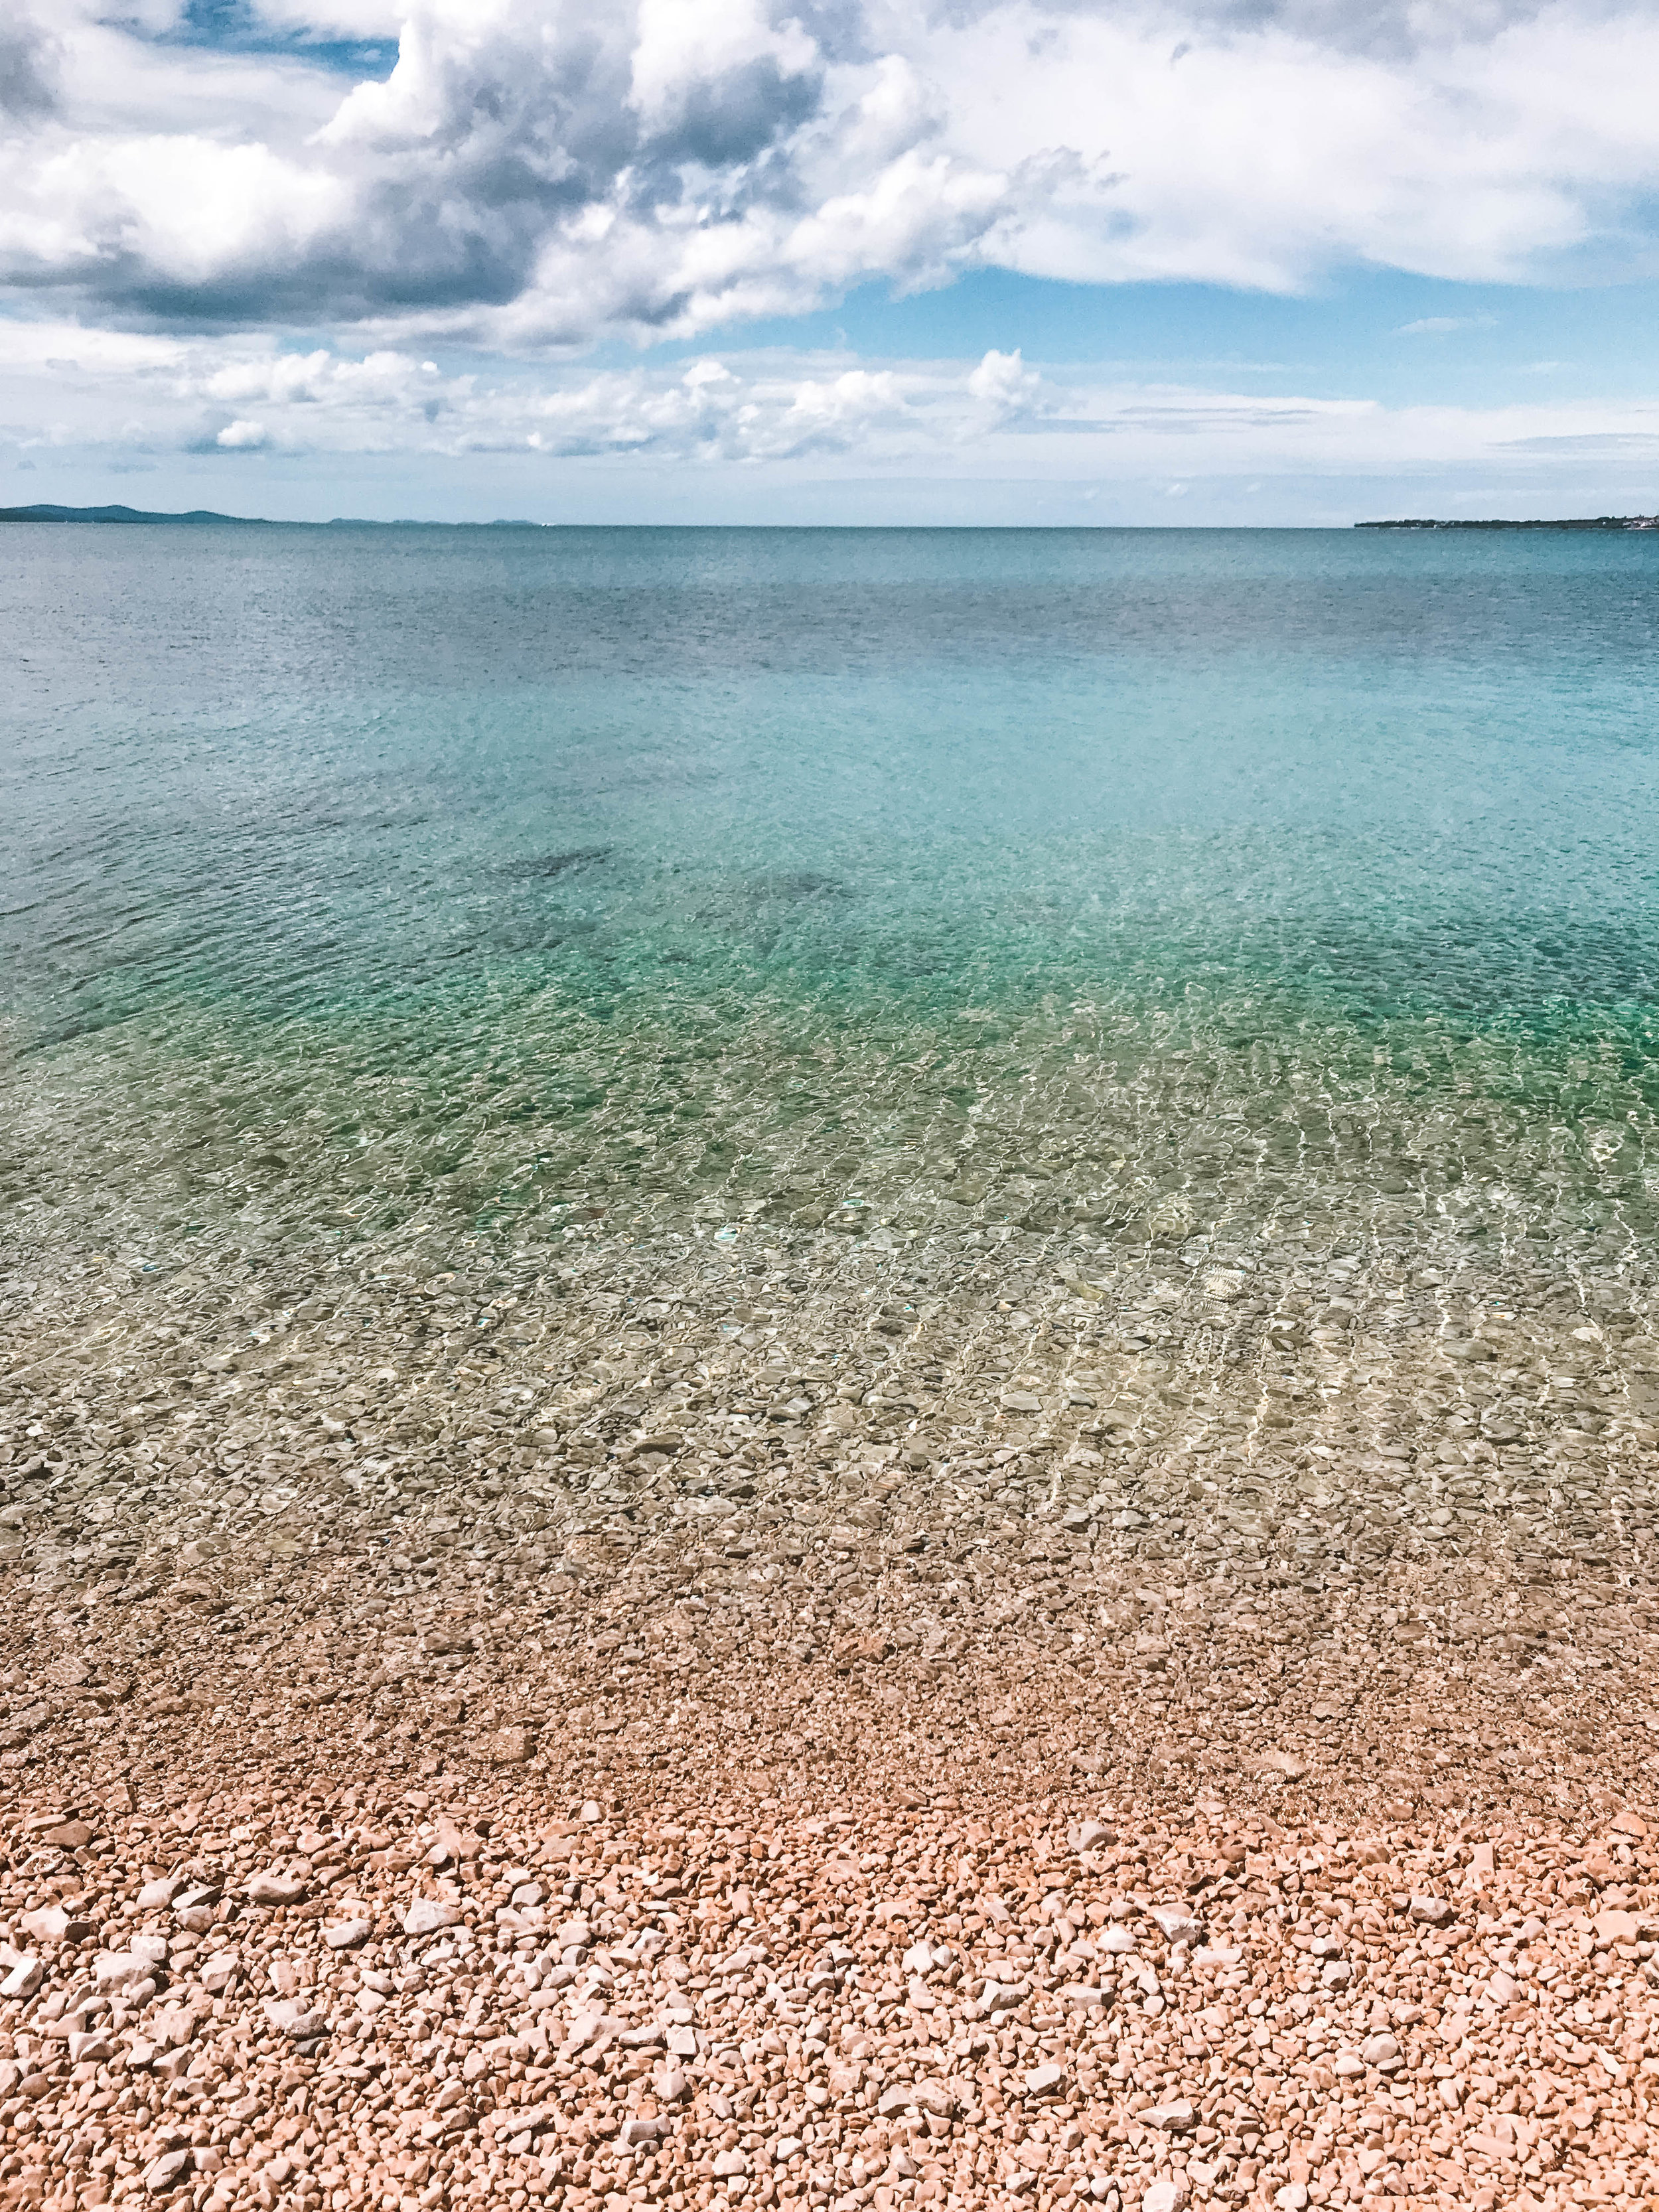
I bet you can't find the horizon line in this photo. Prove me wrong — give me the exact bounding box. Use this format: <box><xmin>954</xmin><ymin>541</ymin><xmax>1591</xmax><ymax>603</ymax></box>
<box><xmin>9</xmin><ymin>500</ymin><xmax>1659</xmax><ymax>533</ymax></box>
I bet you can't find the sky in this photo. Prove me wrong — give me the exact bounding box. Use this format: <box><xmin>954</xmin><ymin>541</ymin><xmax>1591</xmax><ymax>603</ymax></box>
<box><xmin>4</xmin><ymin>0</ymin><xmax>1659</xmax><ymax>524</ymax></box>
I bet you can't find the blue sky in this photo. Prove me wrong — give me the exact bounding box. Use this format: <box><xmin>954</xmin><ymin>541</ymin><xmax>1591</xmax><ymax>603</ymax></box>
<box><xmin>683</xmin><ymin>267</ymin><xmax>1659</xmax><ymax>411</ymax></box>
<box><xmin>5</xmin><ymin>0</ymin><xmax>1659</xmax><ymax>524</ymax></box>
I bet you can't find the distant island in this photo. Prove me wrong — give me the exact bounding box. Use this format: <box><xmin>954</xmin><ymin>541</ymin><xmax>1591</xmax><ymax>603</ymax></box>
<box><xmin>0</xmin><ymin>503</ymin><xmax>549</xmax><ymax>528</ymax></box>
<box><xmin>0</xmin><ymin>502</ymin><xmax>267</xmax><ymax>525</ymax></box>
<box><xmin>1358</xmin><ymin>514</ymin><xmax>1659</xmax><ymax>530</ymax></box>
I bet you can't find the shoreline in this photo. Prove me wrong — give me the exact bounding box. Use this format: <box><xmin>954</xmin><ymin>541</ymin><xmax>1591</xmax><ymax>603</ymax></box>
<box><xmin>4</xmin><ymin>1218</ymin><xmax>1658</xmax><ymax>2210</ymax></box>
<box><xmin>1355</xmin><ymin>516</ymin><xmax>1659</xmax><ymax>530</ymax></box>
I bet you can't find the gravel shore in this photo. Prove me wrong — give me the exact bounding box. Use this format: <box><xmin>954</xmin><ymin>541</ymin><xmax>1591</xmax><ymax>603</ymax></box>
<box><xmin>4</xmin><ymin>1216</ymin><xmax>1658</xmax><ymax>2211</ymax></box>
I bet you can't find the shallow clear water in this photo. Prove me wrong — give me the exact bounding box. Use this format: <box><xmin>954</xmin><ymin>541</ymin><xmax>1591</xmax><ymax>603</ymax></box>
<box><xmin>5</xmin><ymin>522</ymin><xmax>1659</xmax><ymax>1272</ymax></box>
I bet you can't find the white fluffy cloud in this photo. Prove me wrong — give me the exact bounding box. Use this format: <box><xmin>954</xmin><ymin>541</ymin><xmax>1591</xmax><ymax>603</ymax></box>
<box><xmin>11</xmin><ymin>317</ymin><xmax>1659</xmax><ymax>500</ymax></box>
<box><xmin>3</xmin><ymin>0</ymin><xmax>1659</xmax><ymax>347</ymax></box>
<box><xmin>0</xmin><ymin>319</ymin><xmax>1037</xmax><ymax>461</ymax></box>
<box><xmin>7</xmin><ymin>0</ymin><xmax>1659</xmax><ymax>517</ymax></box>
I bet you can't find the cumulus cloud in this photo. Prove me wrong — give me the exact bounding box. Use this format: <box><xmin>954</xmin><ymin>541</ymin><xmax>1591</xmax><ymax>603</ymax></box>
<box><xmin>0</xmin><ymin>321</ymin><xmax>1001</xmax><ymax>462</ymax></box>
<box><xmin>7</xmin><ymin>0</ymin><xmax>1659</xmax><ymax>517</ymax></box>
<box><xmin>0</xmin><ymin>19</ymin><xmax>60</xmax><ymax>118</ymax></box>
<box><xmin>11</xmin><ymin>316</ymin><xmax>1659</xmax><ymax>503</ymax></box>
<box><xmin>3</xmin><ymin>0</ymin><xmax>1659</xmax><ymax>349</ymax></box>
<box><xmin>967</xmin><ymin>346</ymin><xmax>1045</xmax><ymax>426</ymax></box>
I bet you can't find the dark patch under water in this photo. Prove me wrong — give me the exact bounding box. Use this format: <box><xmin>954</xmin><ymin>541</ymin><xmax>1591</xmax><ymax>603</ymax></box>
<box><xmin>498</xmin><ymin>846</ymin><xmax>614</xmax><ymax>881</ymax></box>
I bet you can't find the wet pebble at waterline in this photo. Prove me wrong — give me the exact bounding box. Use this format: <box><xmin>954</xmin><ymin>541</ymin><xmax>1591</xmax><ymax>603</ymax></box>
<box><xmin>5</xmin><ymin>1208</ymin><xmax>1659</xmax><ymax>1866</ymax></box>
<box><xmin>6</xmin><ymin>1186</ymin><xmax>1659</xmax><ymax>2212</ymax></box>
<box><xmin>4</xmin><ymin>1157</ymin><xmax>1659</xmax><ymax>1615</ymax></box>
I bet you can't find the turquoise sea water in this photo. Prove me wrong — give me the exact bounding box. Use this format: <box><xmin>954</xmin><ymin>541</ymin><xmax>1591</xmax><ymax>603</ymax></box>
<box><xmin>5</xmin><ymin>523</ymin><xmax>1659</xmax><ymax>1271</ymax></box>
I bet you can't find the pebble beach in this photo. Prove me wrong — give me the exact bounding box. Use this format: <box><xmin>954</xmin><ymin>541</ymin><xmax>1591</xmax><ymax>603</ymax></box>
<box><xmin>4</xmin><ymin>1196</ymin><xmax>1658</xmax><ymax>2212</ymax></box>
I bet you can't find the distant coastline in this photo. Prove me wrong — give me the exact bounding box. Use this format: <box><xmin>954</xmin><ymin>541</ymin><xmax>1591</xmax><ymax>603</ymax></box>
<box><xmin>1358</xmin><ymin>514</ymin><xmax>1659</xmax><ymax>530</ymax></box>
<box><xmin>10</xmin><ymin>500</ymin><xmax>1659</xmax><ymax>533</ymax></box>
<box><xmin>0</xmin><ymin>502</ymin><xmax>269</xmax><ymax>526</ymax></box>
<box><xmin>0</xmin><ymin>502</ymin><xmax>548</xmax><ymax>528</ymax></box>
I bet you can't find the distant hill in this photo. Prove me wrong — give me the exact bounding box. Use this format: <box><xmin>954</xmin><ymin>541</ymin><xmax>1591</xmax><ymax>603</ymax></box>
<box><xmin>1358</xmin><ymin>515</ymin><xmax>1659</xmax><ymax>530</ymax></box>
<box><xmin>0</xmin><ymin>503</ymin><xmax>558</xmax><ymax>529</ymax></box>
<box><xmin>0</xmin><ymin>502</ymin><xmax>263</xmax><ymax>525</ymax></box>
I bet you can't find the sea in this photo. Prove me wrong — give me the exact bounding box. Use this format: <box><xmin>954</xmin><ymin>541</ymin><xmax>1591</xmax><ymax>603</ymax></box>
<box><xmin>5</xmin><ymin>523</ymin><xmax>1659</xmax><ymax>1514</ymax></box>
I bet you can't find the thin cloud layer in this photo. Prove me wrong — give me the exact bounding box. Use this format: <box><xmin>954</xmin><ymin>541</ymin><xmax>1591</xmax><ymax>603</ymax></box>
<box><xmin>4</xmin><ymin>0</ymin><xmax>1659</xmax><ymax>345</ymax></box>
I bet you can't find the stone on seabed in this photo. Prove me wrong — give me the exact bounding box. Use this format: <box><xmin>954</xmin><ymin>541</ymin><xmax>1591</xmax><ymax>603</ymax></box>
<box><xmin>5</xmin><ymin>1186</ymin><xmax>1659</xmax><ymax>2207</ymax></box>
